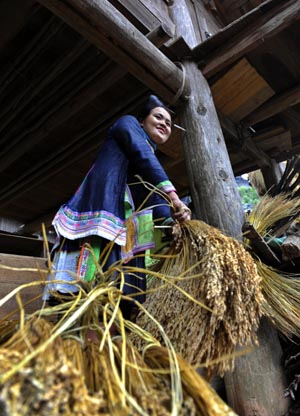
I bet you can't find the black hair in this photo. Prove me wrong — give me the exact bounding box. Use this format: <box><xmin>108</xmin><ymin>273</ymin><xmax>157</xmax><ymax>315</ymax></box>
<box><xmin>138</xmin><ymin>94</ymin><xmax>172</xmax><ymax>121</ymax></box>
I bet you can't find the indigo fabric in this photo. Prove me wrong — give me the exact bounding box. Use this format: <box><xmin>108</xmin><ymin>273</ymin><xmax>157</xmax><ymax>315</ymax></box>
<box><xmin>53</xmin><ymin>115</ymin><xmax>174</xmax><ymax>247</ymax></box>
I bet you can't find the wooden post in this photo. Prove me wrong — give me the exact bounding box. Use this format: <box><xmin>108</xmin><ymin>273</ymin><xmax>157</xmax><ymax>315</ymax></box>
<box><xmin>181</xmin><ymin>56</ymin><xmax>290</xmax><ymax>416</ymax></box>
<box><xmin>179</xmin><ymin>60</ymin><xmax>245</xmax><ymax>237</ymax></box>
<box><xmin>225</xmin><ymin>318</ymin><xmax>289</xmax><ymax>416</ymax></box>
<box><xmin>261</xmin><ymin>159</ymin><xmax>283</xmax><ymax>191</ymax></box>
<box><xmin>168</xmin><ymin>0</ymin><xmax>198</xmax><ymax>48</ymax></box>
<box><xmin>169</xmin><ymin>0</ymin><xmax>289</xmax><ymax>414</ymax></box>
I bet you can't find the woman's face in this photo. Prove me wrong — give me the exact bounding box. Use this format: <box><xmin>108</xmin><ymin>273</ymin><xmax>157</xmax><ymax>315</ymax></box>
<box><xmin>141</xmin><ymin>107</ymin><xmax>172</xmax><ymax>145</ymax></box>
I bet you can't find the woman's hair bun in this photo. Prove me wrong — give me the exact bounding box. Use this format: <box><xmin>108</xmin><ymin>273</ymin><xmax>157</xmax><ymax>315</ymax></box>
<box><xmin>138</xmin><ymin>94</ymin><xmax>172</xmax><ymax>121</ymax></box>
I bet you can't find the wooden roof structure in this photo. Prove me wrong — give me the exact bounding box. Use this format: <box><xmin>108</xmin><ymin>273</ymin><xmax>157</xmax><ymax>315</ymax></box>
<box><xmin>0</xmin><ymin>1</ymin><xmax>298</xmax><ymax>414</ymax></box>
<box><xmin>0</xmin><ymin>0</ymin><xmax>299</xmax><ymax>237</ymax></box>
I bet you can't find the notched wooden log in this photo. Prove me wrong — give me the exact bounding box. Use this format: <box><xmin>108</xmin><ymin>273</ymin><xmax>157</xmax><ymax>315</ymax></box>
<box><xmin>242</xmin><ymin>222</ymin><xmax>281</xmax><ymax>266</ymax></box>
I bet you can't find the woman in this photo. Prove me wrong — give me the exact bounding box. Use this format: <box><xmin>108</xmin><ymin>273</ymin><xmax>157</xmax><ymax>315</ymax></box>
<box><xmin>44</xmin><ymin>95</ymin><xmax>191</xmax><ymax>317</ymax></box>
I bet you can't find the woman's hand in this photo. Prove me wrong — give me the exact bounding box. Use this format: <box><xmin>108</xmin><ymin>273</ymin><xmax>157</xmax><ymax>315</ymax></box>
<box><xmin>172</xmin><ymin>200</ymin><xmax>191</xmax><ymax>223</ymax></box>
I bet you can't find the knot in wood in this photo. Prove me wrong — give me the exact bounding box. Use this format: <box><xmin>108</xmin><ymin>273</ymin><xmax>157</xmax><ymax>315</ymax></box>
<box><xmin>197</xmin><ymin>104</ymin><xmax>207</xmax><ymax>116</ymax></box>
<box><xmin>219</xmin><ymin>169</ymin><xmax>228</xmax><ymax>180</ymax></box>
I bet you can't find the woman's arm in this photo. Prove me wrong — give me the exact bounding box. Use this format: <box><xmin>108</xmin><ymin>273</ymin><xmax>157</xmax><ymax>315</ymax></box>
<box><xmin>111</xmin><ymin>116</ymin><xmax>191</xmax><ymax>222</ymax></box>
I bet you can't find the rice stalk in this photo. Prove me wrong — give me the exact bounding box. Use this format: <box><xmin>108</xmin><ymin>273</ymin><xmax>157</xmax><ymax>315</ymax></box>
<box><xmin>0</xmin><ymin>251</ymin><xmax>238</xmax><ymax>415</ymax></box>
<box><xmin>255</xmin><ymin>260</ymin><xmax>300</xmax><ymax>338</ymax></box>
<box><xmin>0</xmin><ymin>311</ymin><xmax>236</xmax><ymax>415</ymax></box>
<box><xmin>0</xmin><ymin>205</ymin><xmax>240</xmax><ymax>414</ymax></box>
<box><xmin>245</xmin><ymin>193</ymin><xmax>300</xmax><ymax>338</ymax></box>
<box><xmin>0</xmin><ymin>317</ymin><xmax>105</xmax><ymax>415</ymax></box>
<box><xmin>132</xmin><ymin>220</ymin><xmax>263</xmax><ymax>375</ymax></box>
<box><xmin>143</xmin><ymin>345</ymin><xmax>237</xmax><ymax>416</ymax></box>
<box><xmin>246</xmin><ymin>193</ymin><xmax>300</xmax><ymax>238</ymax></box>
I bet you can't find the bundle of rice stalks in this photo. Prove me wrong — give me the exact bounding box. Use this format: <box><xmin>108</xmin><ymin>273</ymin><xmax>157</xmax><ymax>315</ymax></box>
<box><xmin>0</xmin><ymin>261</ymin><xmax>238</xmax><ymax>415</ymax></box>
<box><xmin>143</xmin><ymin>345</ymin><xmax>237</xmax><ymax>416</ymax></box>
<box><xmin>245</xmin><ymin>193</ymin><xmax>300</xmax><ymax>338</ymax></box>
<box><xmin>132</xmin><ymin>220</ymin><xmax>263</xmax><ymax>375</ymax></box>
<box><xmin>246</xmin><ymin>193</ymin><xmax>300</xmax><ymax>238</ymax></box>
<box><xmin>256</xmin><ymin>261</ymin><xmax>300</xmax><ymax>338</ymax></box>
<box><xmin>0</xmin><ymin>317</ymin><xmax>105</xmax><ymax>415</ymax></box>
<box><xmin>248</xmin><ymin>169</ymin><xmax>267</xmax><ymax>197</ymax></box>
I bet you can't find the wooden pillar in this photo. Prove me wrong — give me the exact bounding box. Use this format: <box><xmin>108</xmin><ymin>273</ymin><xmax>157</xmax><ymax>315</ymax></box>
<box><xmin>179</xmin><ymin>60</ymin><xmax>244</xmax><ymax>237</ymax></box>
<box><xmin>261</xmin><ymin>159</ymin><xmax>283</xmax><ymax>191</ymax></box>
<box><xmin>169</xmin><ymin>0</ymin><xmax>289</xmax><ymax>414</ymax></box>
<box><xmin>181</xmin><ymin>58</ymin><xmax>289</xmax><ymax>416</ymax></box>
<box><xmin>168</xmin><ymin>0</ymin><xmax>198</xmax><ymax>48</ymax></box>
<box><xmin>225</xmin><ymin>318</ymin><xmax>289</xmax><ymax>416</ymax></box>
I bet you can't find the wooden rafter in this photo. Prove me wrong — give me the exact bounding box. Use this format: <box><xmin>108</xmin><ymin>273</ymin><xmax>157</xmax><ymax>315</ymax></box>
<box><xmin>243</xmin><ymin>84</ymin><xmax>300</xmax><ymax>126</ymax></box>
<box><xmin>0</xmin><ymin>88</ymin><xmax>148</xmax><ymax>210</ymax></box>
<box><xmin>193</xmin><ymin>0</ymin><xmax>300</xmax><ymax>78</ymax></box>
<box><xmin>0</xmin><ymin>20</ymin><xmax>173</xmax><ymax>175</ymax></box>
<box><xmin>218</xmin><ymin>111</ymin><xmax>275</xmax><ymax>168</ymax></box>
<box><xmin>37</xmin><ymin>0</ymin><xmax>188</xmax><ymax>103</ymax></box>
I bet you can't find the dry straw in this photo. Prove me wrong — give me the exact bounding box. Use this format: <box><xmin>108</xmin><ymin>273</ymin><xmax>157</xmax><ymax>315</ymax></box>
<box><xmin>245</xmin><ymin>193</ymin><xmax>300</xmax><ymax>338</ymax></box>
<box><xmin>0</xmin><ymin>241</ymin><xmax>237</xmax><ymax>415</ymax></box>
<box><xmin>132</xmin><ymin>220</ymin><xmax>263</xmax><ymax>376</ymax></box>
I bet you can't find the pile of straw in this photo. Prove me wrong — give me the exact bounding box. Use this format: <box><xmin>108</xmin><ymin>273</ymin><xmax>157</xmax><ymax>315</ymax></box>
<box><xmin>132</xmin><ymin>220</ymin><xmax>263</xmax><ymax>375</ymax></box>
<box><xmin>0</xmin><ymin>318</ymin><xmax>104</xmax><ymax>415</ymax></box>
<box><xmin>245</xmin><ymin>193</ymin><xmax>300</xmax><ymax>239</ymax></box>
<box><xmin>0</xmin><ymin>256</ymin><xmax>237</xmax><ymax>415</ymax></box>
<box><xmin>246</xmin><ymin>193</ymin><xmax>300</xmax><ymax>338</ymax></box>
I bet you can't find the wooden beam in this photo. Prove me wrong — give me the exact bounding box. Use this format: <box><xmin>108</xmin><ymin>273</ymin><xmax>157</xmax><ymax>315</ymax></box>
<box><xmin>0</xmin><ymin>36</ymin><xmax>89</xmax><ymax>137</ymax></box>
<box><xmin>0</xmin><ymin>61</ymin><xmax>126</xmax><ymax>174</ymax></box>
<box><xmin>110</xmin><ymin>0</ymin><xmax>175</xmax><ymax>34</ymax></box>
<box><xmin>225</xmin><ymin>317</ymin><xmax>290</xmax><ymax>415</ymax></box>
<box><xmin>242</xmin><ymin>138</ymin><xmax>274</xmax><ymax>168</ymax></box>
<box><xmin>168</xmin><ymin>0</ymin><xmax>244</xmax><ymax>236</ymax></box>
<box><xmin>252</xmin><ymin>127</ymin><xmax>292</xmax><ymax>154</ymax></box>
<box><xmin>196</xmin><ymin>0</ymin><xmax>300</xmax><ymax>78</ymax></box>
<box><xmin>217</xmin><ymin>111</ymin><xmax>241</xmax><ymax>144</ymax></box>
<box><xmin>0</xmin><ymin>88</ymin><xmax>148</xmax><ymax>209</ymax></box>
<box><xmin>0</xmin><ymin>21</ymin><xmax>171</xmax><ymax>174</ymax></box>
<box><xmin>0</xmin><ymin>0</ymin><xmax>34</xmax><ymax>51</ymax></box>
<box><xmin>261</xmin><ymin>158</ymin><xmax>283</xmax><ymax>189</ymax></box>
<box><xmin>243</xmin><ymin>84</ymin><xmax>300</xmax><ymax>127</ymax></box>
<box><xmin>193</xmin><ymin>0</ymin><xmax>277</xmax><ymax>60</ymax></box>
<box><xmin>169</xmin><ymin>0</ymin><xmax>289</xmax><ymax>406</ymax></box>
<box><xmin>110</xmin><ymin>0</ymin><xmax>161</xmax><ymax>31</ymax></box>
<box><xmin>168</xmin><ymin>0</ymin><xmax>199</xmax><ymax>48</ymax></box>
<box><xmin>145</xmin><ymin>23</ymin><xmax>175</xmax><ymax>49</ymax></box>
<box><xmin>180</xmin><ymin>61</ymin><xmax>245</xmax><ymax>237</ymax></box>
<box><xmin>218</xmin><ymin>111</ymin><xmax>274</xmax><ymax>168</ymax></box>
<box><xmin>37</xmin><ymin>0</ymin><xmax>189</xmax><ymax>103</ymax></box>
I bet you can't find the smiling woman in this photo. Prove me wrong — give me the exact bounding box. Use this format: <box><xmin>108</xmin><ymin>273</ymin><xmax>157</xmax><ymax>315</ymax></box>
<box><xmin>43</xmin><ymin>94</ymin><xmax>191</xmax><ymax>320</ymax></box>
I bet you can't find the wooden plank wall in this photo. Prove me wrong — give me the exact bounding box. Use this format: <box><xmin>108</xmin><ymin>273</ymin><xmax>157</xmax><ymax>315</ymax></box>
<box><xmin>0</xmin><ymin>253</ymin><xmax>47</xmax><ymax>319</ymax></box>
